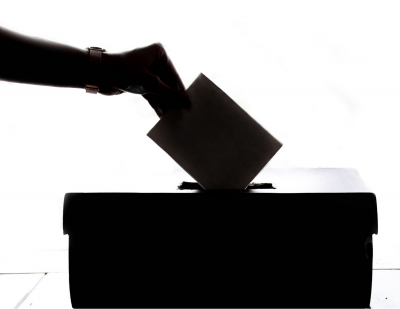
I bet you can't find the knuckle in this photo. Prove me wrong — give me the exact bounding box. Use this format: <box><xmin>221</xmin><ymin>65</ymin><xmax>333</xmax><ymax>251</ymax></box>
<box><xmin>153</xmin><ymin>42</ymin><xmax>166</xmax><ymax>54</ymax></box>
<box><xmin>151</xmin><ymin>42</ymin><xmax>162</xmax><ymax>49</ymax></box>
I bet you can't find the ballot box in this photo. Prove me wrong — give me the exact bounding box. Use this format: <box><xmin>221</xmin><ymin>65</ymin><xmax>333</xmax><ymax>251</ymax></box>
<box><xmin>63</xmin><ymin>168</ymin><xmax>378</xmax><ymax>308</ymax></box>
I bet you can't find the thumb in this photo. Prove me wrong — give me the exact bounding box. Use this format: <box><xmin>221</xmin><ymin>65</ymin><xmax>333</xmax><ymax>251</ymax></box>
<box><xmin>145</xmin><ymin>74</ymin><xmax>191</xmax><ymax>108</ymax></box>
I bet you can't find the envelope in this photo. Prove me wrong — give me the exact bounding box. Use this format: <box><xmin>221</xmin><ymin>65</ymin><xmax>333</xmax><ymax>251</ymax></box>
<box><xmin>147</xmin><ymin>73</ymin><xmax>282</xmax><ymax>190</ymax></box>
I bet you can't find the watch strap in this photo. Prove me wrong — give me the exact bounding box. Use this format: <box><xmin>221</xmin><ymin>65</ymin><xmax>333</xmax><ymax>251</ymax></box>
<box><xmin>85</xmin><ymin>47</ymin><xmax>106</xmax><ymax>94</ymax></box>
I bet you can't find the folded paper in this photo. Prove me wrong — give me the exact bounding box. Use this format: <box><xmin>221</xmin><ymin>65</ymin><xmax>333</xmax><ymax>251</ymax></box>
<box><xmin>147</xmin><ymin>73</ymin><xmax>282</xmax><ymax>190</ymax></box>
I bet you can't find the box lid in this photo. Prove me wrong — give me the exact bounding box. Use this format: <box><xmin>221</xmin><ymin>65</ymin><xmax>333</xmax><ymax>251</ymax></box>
<box><xmin>63</xmin><ymin>168</ymin><xmax>378</xmax><ymax>235</ymax></box>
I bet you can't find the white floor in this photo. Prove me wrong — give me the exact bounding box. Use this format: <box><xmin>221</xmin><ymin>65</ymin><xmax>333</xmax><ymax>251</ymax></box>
<box><xmin>1</xmin><ymin>270</ymin><xmax>398</xmax><ymax>309</ymax></box>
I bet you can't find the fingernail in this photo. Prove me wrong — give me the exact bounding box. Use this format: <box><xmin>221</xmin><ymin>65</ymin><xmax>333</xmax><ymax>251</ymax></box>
<box><xmin>176</xmin><ymin>82</ymin><xmax>183</xmax><ymax>92</ymax></box>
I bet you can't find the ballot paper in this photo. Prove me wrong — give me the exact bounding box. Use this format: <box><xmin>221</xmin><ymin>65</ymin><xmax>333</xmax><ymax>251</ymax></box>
<box><xmin>147</xmin><ymin>73</ymin><xmax>282</xmax><ymax>190</ymax></box>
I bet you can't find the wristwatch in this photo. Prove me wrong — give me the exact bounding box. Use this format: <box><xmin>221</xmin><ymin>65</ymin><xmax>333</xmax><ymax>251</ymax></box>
<box><xmin>85</xmin><ymin>46</ymin><xmax>106</xmax><ymax>94</ymax></box>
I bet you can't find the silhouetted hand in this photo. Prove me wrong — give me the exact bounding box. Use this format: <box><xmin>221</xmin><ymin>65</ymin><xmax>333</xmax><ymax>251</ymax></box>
<box><xmin>0</xmin><ymin>25</ymin><xmax>189</xmax><ymax>118</ymax></box>
<box><xmin>100</xmin><ymin>43</ymin><xmax>191</xmax><ymax>118</ymax></box>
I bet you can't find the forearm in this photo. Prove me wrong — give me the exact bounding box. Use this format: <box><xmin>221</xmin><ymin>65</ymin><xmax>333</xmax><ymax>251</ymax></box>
<box><xmin>0</xmin><ymin>26</ymin><xmax>90</xmax><ymax>89</ymax></box>
<box><xmin>0</xmin><ymin>27</ymin><xmax>190</xmax><ymax>115</ymax></box>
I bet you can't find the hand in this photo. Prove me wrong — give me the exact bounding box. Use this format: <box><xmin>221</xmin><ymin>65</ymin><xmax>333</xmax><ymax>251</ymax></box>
<box><xmin>100</xmin><ymin>43</ymin><xmax>191</xmax><ymax>118</ymax></box>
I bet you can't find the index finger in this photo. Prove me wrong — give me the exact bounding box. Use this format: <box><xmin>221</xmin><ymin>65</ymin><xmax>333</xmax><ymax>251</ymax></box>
<box><xmin>155</xmin><ymin>44</ymin><xmax>186</xmax><ymax>92</ymax></box>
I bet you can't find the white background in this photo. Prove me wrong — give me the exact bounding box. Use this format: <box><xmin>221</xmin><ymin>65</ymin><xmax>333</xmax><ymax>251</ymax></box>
<box><xmin>0</xmin><ymin>0</ymin><xmax>399</xmax><ymax>271</ymax></box>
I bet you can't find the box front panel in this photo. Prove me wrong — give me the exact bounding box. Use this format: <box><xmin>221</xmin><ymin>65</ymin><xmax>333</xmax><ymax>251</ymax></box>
<box><xmin>66</xmin><ymin>192</ymin><xmax>375</xmax><ymax>308</ymax></box>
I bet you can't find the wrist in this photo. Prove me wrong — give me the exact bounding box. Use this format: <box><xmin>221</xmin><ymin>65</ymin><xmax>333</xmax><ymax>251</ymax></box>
<box><xmin>100</xmin><ymin>52</ymin><xmax>121</xmax><ymax>89</ymax></box>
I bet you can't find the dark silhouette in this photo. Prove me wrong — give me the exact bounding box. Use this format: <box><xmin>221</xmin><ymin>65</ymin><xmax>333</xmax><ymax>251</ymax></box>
<box><xmin>0</xmin><ymin>26</ymin><xmax>190</xmax><ymax>117</ymax></box>
<box><xmin>64</xmin><ymin>168</ymin><xmax>377</xmax><ymax>308</ymax></box>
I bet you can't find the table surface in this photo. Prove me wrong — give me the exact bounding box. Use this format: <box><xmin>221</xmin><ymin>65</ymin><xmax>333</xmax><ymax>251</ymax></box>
<box><xmin>1</xmin><ymin>270</ymin><xmax>398</xmax><ymax>308</ymax></box>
